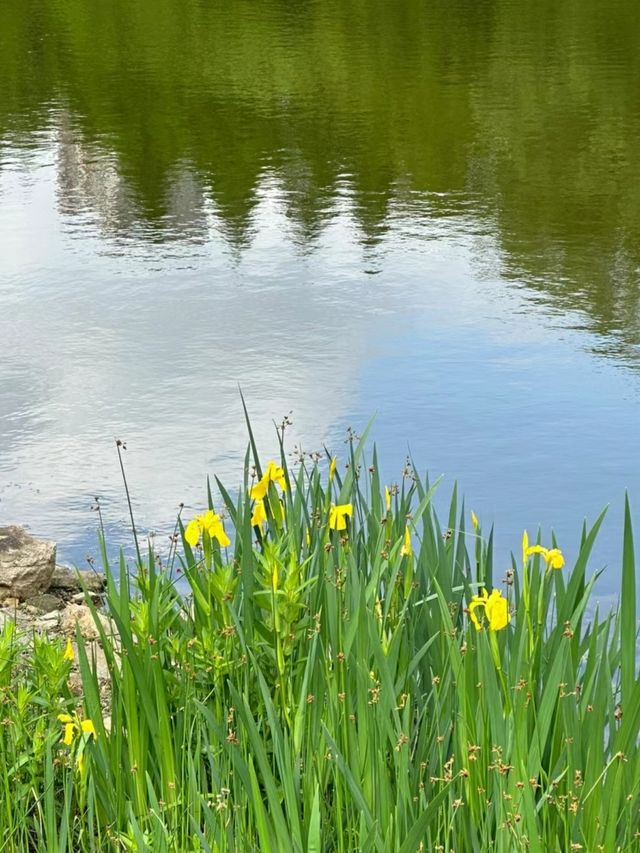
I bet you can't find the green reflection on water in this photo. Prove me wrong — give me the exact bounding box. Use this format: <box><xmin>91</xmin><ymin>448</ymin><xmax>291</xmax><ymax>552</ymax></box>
<box><xmin>2</xmin><ymin>0</ymin><xmax>640</xmax><ymax>346</ymax></box>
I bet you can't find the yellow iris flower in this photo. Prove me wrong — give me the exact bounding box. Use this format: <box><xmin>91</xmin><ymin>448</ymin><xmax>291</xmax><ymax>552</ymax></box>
<box><xmin>468</xmin><ymin>588</ymin><xmax>510</xmax><ymax>632</ymax></box>
<box><xmin>184</xmin><ymin>510</ymin><xmax>231</xmax><ymax>548</ymax></box>
<box><xmin>58</xmin><ymin>713</ymin><xmax>96</xmax><ymax>773</ymax></box>
<box><xmin>58</xmin><ymin>713</ymin><xmax>97</xmax><ymax>747</ymax></box>
<box><xmin>250</xmin><ymin>461</ymin><xmax>287</xmax><ymax>501</ymax></box>
<box><xmin>471</xmin><ymin>511</ymin><xmax>479</xmax><ymax>531</ymax></box>
<box><xmin>525</xmin><ymin>544</ymin><xmax>565</xmax><ymax>569</ymax></box>
<box><xmin>329</xmin><ymin>503</ymin><xmax>353</xmax><ymax>531</ymax></box>
<box><xmin>251</xmin><ymin>499</ymin><xmax>267</xmax><ymax>528</ymax></box>
<box><xmin>545</xmin><ymin>548</ymin><xmax>565</xmax><ymax>569</ymax></box>
<box><xmin>329</xmin><ymin>456</ymin><xmax>337</xmax><ymax>481</ymax></box>
<box><xmin>385</xmin><ymin>486</ymin><xmax>391</xmax><ymax>512</ymax></box>
<box><xmin>400</xmin><ymin>525</ymin><xmax>412</xmax><ymax>557</ymax></box>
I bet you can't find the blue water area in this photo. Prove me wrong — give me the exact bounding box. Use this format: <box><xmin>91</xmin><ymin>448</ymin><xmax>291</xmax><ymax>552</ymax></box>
<box><xmin>1</xmin><ymin>0</ymin><xmax>639</xmax><ymax>603</ymax></box>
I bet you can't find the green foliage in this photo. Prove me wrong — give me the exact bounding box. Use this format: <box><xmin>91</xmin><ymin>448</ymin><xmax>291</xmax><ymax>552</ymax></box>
<box><xmin>0</xmin><ymin>426</ymin><xmax>639</xmax><ymax>850</ymax></box>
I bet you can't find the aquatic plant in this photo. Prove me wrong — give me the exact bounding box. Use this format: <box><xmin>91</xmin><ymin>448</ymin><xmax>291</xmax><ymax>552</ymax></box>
<box><xmin>0</xmin><ymin>418</ymin><xmax>638</xmax><ymax>851</ymax></box>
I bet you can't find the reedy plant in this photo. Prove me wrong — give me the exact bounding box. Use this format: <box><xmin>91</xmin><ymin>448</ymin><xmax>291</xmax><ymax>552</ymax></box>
<box><xmin>0</xmin><ymin>417</ymin><xmax>639</xmax><ymax>851</ymax></box>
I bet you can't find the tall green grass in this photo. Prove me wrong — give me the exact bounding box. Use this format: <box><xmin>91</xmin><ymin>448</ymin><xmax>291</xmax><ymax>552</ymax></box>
<box><xmin>1</xmin><ymin>422</ymin><xmax>639</xmax><ymax>851</ymax></box>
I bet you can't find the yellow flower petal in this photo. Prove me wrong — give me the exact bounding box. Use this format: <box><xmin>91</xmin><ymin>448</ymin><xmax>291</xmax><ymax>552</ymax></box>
<box><xmin>250</xmin><ymin>477</ymin><xmax>268</xmax><ymax>501</ymax></box>
<box><xmin>57</xmin><ymin>713</ymin><xmax>73</xmax><ymax>724</ymax></box>
<box><xmin>522</xmin><ymin>530</ymin><xmax>529</xmax><ymax>566</ymax></box>
<box><xmin>80</xmin><ymin>719</ymin><xmax>97</xmax><ymax>739</ymax></box>
<box><xmin>250</xmin><ymin>461</ymin><xmax>287</xmax><ymax>500</ymax></box>
<box><xmin>468</xmin><ymin>589</ymin><xmax>509</xmax><ymax>632</ymax></box>
<box><xmin>63</xmin><ymin>638</ymin><xmax>74</xmax><ymax>662</ymax></box>
<box><xmin>385</xmin><ymin>486</ymin><xmax>391</xmax><ymax>512</ymax></box>
<box><xmin>273</xmin><ymin>472</ymin><xmax>287</xmax><ymax>493</ymax></box>
<box><xmin>468</xmin><ymin>589</ymin><xmax>490</xmax><ymax>631</ymax></box>
<box><xmin>471</xmin><ymin>511</ymin><xmax>479</xmax><ymax>531</ymax></box>
<box><xmin>525</xmin><ymin>545</ymin><xmax>548</xmax><ymax>558</ymax></box>
<box><xmin>400</xmin><ymin>525</ymin><xmax>413</xmax><ymax>557</ymax></box>
<box><xmin>468</xmin><ymin>597</ymin><xmax>484</xmax><ymax>631</ymax></box>
<box><xmin>188</xmin><ymin>509</ymin><xmax>231</xmax><ymax>548</ymax></box>
<box><xmin>329</xmin><ymin>503</ymin><xmax>353</xmax><ymax>531</ymax></box>
<box><xmin>545</xmin><ymin>548</ymin><xmax>564</xmax><ymax>569</ymax></box>
<box><xmin>329</xmin><ymin>456</ymin><xmax>337</xmax><ymax>481</ymax></box>
<box><xmin>184</xmin><ymin>519</ymin><xmax>201</xmax><ymax>547</ymax></box>
<box><xmin>485</xmin><ymin>589</ymin><xmax>510</xmax><ymax>631</ymax></box>
<box><xmin>251</xmin><ymin>499</ymin><xmax>267</xmax><ymax>528</ymax></box>
<box><xmin>265</xmin><ymin>461</ymin><xmax>287</xmax><ymax>491</ymax></box>
<box><xmin>524</xmin><ymin>542</ymin><xmax>564</xmax><ymax>569</ymax></box>
<box><xmin>63</xmin><ymin>723</ymin><xmax>75</xmax><ymax>745</ymax></box>
<box><xmin>199</xmin><ymin>510</ymin><xmax>218</xmax><ymax>531</ymax></box>
<box><xmin>209</xmin><ymin>519</ymin><xmax>230</xmax><ymax>548</ymax></box>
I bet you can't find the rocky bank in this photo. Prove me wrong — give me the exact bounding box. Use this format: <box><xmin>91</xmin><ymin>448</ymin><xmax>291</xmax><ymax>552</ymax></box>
<box><xmin>0</xmin><ymin>525</ymin><xmax>111</xmax><ymax>701</ymax></box>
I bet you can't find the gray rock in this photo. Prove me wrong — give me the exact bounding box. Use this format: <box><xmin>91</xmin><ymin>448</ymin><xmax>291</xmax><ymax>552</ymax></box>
<box><xmin>0</xmin><ymin>526</ymin><xmax>56</xmax><ymax>600</ymax></box>
<box><xmin>60</xmin><ymin>603</ymin><xmax>112</xmax><ymax>640</ymax></box>
<box><xmin>34</xmin><ymin>611</ymin><xmax>61</xmax><ymax>630</ymax></box>
<box><xmin>50</xmin><ymin>565</ymin><xmax>106</xmax><ymax>594</ymax></box>
<box><xmin>24</xmin><ymin>593</ymin><xmax>64</xmax><ymax>613</ymax></box>
<box><xmin>0</xmin><ymin>607</ymin><xmax>34</xmax><ymax>631</ymax></box>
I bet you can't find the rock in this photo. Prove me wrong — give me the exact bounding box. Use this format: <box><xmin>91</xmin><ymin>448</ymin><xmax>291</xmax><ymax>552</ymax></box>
<box><xmin>37</xmin><ymin>609</ymin><xmax>60</xmax><ymax>621</ymax></box>
<box><xmin>0</xmin><ymin>527</ymin><xmax>56</xmax><ymax>600</ymax></box>
<box><xmin>24</xmin><ymin>593</ymin><xmax>64</xmax><ymax>613</ymax></box>
<box><xmin>50</xmin><ymin>565</ymin><xmax>106</xmax><ymax>595</ymax></box>
<box><xmin>66</xmin><ymin>638</ymin><xmax>110</xmax><ymax>677</ymax></box>
<box><xmin>60</xmin><ymin>603</ymin><xmax>111</xmax><ymax>640</ymax></box>
<box><xmin>71</xmin><ymin>591</ymin><xmax>103</xmax><ymax>604</ymax></box>
<box><xmin>0</xmin><ymin>606</ymin><xmax>37</xmax><ymax>631</ymax></box>
<box><xmin>65</xmin><ymin>639</ymin><xmax>112</xmax><ymax>711</ymax></box>
<box><xmin>0</xmin><ymin>596</ymin><xmax>20</xmax><ymax>608</ymax></box>
<box><xmin>34</xmin><ymin>612</ymin><xmax>61</xmax><ymax>630</ymax></box>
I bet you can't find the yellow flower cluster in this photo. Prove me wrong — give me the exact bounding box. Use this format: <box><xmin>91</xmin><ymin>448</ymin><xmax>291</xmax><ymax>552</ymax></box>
<box><xmin>58</xmin><ymin>713</ymin><xmax>96</xmax><ymax>773</ymax></box>
<box><xmin>58</xmin><ymin>713</ymin><xmax>97</xmax><ymax>746</ymax></box>
<box><xmin>185</xmin><ymin>510</ymin><xmax>230</xmax><ymax>548</ymax></box>
<box><xmin>468</xmin><ymin>588</ymin><xmax>510</xmax><ymax>631</ymax></box>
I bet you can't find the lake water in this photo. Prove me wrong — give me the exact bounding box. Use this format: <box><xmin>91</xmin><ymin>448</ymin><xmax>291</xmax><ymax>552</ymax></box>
<box><xmin>1</xmin><ymin>0</ymin><xmax>639</xmax><ymax>596</ymax></box>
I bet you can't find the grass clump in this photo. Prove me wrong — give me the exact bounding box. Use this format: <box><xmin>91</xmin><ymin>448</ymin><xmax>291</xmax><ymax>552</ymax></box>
<box><xmin>1</xmin><ymin>421</ymin><xmax>639</xmax><ymax>851</ymax></box>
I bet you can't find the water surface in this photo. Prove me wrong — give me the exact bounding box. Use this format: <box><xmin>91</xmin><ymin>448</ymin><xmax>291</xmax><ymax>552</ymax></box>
<box><xmin>1</xmin><ymin>0</ymin><xmax>639</xmax><ymax>593</ymax></box>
